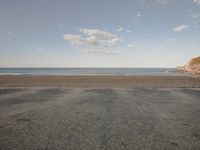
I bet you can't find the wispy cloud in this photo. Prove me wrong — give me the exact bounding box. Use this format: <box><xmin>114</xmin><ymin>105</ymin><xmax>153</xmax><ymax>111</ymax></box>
<box><xmin>117</xmin><ymin>27</ymin><xmax>132</xmax><ymax>33</ymax></box>
<box><xmin>136</xmin><ymin>12</ymin><xmax>142</xmax><ymax>17</ymax></box>
<box><xmin>188</xmin><ymin>10</ymin><xmax>200</xmax><ymax>19</ymax></box>
<box><xmin>133</xmin><ymin>11</ymin><xmax>142</xmax><ymax>24</ymax></box>
<box><xmin>64</xmin><ymin>28</ymin><xmax>120</xmax><ymax>54</ymax></box>
<box><xmin>193</xmin><ymin>0</ymin><xmax>200</xmax><ymax>5</ymax></box>
<box><xmin>173</xmin><ymin>24</ymin><xmax>190</xmax><ymax>32</ymax></box>
<box><xmin>6</xmin><ymin>32</ymin><xmax>14</xmax><ymax>35</ymax></box>
<box><xmin>165</xmin><ymin>39</ymin><xmax>174</xmax><ymax>42</ymax></box>
<box><xmin>35</xmin><ymin>48</ymin><xmax>44</xmax><ymax>52</ymax></box>
<box><xmin>156</xmin><ymin>0</ymin><xmax>168</xmax><ymax>5</ymax></box>
<box><xmin>139</xmin><ymin>0</ymin><xmax>168</xmax><ymax>5</ymax></box>
<box><xmin>127</xmin><ymin>44</ymin><xmax>135</xmax><ymax>48</ymax></box>
<box><xmin>187</xmin><ymin>10</ymin><xmax>200</xmax><ymax>29</ymax></box>
<box><xmin>189</xmin><ymin>12</ymin><xmax>200</xmax><ymax>18</ymax></box>
<box><xmin>117</xmin><ymin>27</ymin><xmax>124</xmax><ymax>32</ymax></box>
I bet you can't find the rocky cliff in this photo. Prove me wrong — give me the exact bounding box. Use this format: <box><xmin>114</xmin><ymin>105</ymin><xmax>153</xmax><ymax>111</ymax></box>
<box><xmin>177</xmin><ymin>56</ymin><xmax>200</xmax><ymax>74</ymax></box>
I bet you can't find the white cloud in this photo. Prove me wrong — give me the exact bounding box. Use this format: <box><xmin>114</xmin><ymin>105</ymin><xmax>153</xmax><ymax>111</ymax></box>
<box><xmin>79</xmin><ymin>28</ymin><xmax>119</xmax><ymax>46</ymax></box>
<box><xmin>193</xmin><ymin>0</ymin><xmax>200</xmax><ymax>5</ymax></box>
<box><xmin>117</xmin><ymin>27</ymin><xmax>124</xmax><ymax>32</ymax></box>
<box><xmin>173</xmin><ymin>25</ymin><xmax>190</xmax><ymax>32</ymax></box>
<box><xmin>64</xmin><ymin>28</ymin><xmax>120</xmax><ymax>54</ymax></box>
<box><xmin>126</xmin><ymin>30</ymin><xmax>132</xmax><ymax>33</ymax></box>
<box><xmin>63</xmin><ymin>34</ymin><xmax>100</xmax><ymax>47</ymax></box>
<box><xmin>127</xmin><ymin>44</ymin><xmax>135</xmax><ymax>48</ymax></box>
<box><xmin>165</xmin><ymin>39</ymin><xmax>174</xmax><ymax>42</ymax></box>
<box><xmin>64</xmin><ymin>34</ymin><xmax>82</xmax><ymax>44</ymax></box>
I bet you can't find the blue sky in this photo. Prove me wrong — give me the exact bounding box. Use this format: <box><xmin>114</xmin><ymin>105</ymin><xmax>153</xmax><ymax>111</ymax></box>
<box><xmin>0</xmin><ymin>0</ymin><xmax>200</xmax><ymax>67</ymax></box>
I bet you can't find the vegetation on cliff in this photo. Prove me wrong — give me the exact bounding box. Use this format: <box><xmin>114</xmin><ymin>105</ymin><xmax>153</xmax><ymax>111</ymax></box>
<box><xmin>190</xmin><ymin>56</ymin><xmax>200</xmax><ymax>65</ymax></box>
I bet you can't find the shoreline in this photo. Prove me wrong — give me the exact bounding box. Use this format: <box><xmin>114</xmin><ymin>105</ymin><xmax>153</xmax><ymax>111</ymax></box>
<box><xmin>0</xmin><ymin>75</ymin><xmax>200</xmax><ymax>88</ymax></box>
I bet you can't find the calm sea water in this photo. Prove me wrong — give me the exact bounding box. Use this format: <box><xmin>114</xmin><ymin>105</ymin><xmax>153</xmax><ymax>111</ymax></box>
<box><xmin>0</xmin><ymin>68</ymin><xmax>187</xmax><ymax>76</ymax></box>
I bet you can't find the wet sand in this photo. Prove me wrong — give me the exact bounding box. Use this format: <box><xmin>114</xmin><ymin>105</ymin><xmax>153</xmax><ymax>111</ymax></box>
<box><xmin>0</xmin><ymin>75</ymin><xmax>200</xmax><ymax>88</ymax></box>
<box><xmin>0</xmin><ymin>76</ymin><xmax>200</xmax><ymax>149</ymax></box>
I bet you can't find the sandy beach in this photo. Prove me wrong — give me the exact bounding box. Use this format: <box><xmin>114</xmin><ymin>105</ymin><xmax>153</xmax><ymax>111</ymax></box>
<box><xmin>1</xmin><ymin>0</ymin><xmax>200</xmax><ymax>149</ymax></box>
<box><xmin>0</xmin><ymin>75</ymin><xmax>200</xmax><ymax>88</ymax></box>
<box><xmin>0</xmin><ymin>75</ymin><xmax>200</xmax><ymax>150</ymax></box>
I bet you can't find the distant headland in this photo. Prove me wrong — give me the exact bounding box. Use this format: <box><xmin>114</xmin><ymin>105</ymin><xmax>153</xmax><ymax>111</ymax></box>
<box><xmin>177</xmin><ymin>56</ymin><xmax>200</xmax><ymax>74</ymax></box>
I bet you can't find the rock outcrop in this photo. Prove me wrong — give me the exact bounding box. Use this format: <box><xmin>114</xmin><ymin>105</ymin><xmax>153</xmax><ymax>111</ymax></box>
<box><xmin>177</xmin><ymin>56</ymin><xmax>200</xmax><ymax>74</ymax></box>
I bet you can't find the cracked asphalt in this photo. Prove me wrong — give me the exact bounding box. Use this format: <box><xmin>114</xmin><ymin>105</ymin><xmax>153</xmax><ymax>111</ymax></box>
<box><xmin>0</xmin><ymin>87</ymin><xmax>200</xmax><ymax>150</ymax></box>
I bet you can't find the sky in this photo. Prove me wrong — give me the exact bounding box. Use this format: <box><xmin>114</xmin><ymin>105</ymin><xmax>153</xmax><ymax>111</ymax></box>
<box><xmin>0</xmin><ymin>0</ymin><xmax>200</xmax><ymax>68</ymax></box>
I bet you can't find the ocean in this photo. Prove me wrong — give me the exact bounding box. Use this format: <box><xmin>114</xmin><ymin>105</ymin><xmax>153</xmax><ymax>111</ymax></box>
<box><xmin>0</xmin><ymin>68</ymin><xmax>187</xmax><ymax>76</ymax></box>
